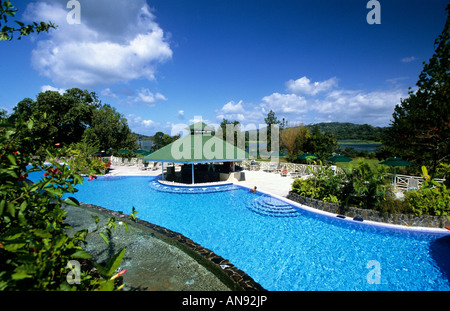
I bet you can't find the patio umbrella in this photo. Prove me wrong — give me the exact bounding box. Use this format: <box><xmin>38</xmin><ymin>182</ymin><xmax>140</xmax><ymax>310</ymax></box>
<box><xmin>379</xmin><ymin>157</ymin><xmax>413</xmax><ymax>189</ymax></box>
<box><xmin>379</xmin><ymin>157</ymin><xmax>413</xmax><ymax>167</ymax></box>
<box><xmin>327</xmin><ymin>154</ymin><xmax>352</xmax><ymax>163</ymax></box>
<box><xmin>118</xmin><ymin>149</ymin><xmax>130</xmax><ymax>154</ymax></box>
<box><xmin>135</xmin><ymin>149</ymin><xmax>148</xmax><ymax>155</ymax></box>
<box><xmin>297</xmin><ymin>152</ymin><xmax>318</xmax><ymax>160</ymax></box>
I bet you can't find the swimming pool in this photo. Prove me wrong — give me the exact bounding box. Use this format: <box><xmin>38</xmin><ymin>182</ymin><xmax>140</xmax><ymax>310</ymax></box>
<box><xmin>30</xmin><ymin>173</ymin><xmax>450</xmax><ymax>290</ymax></box>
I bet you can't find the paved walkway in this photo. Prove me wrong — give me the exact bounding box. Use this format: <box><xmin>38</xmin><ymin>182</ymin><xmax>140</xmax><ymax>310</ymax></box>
<box><xmin>234</xmin><ymin>170</ymin><xmax>294</xmax><ymax>197</ymax></box>
<box><xmin>107</xmin><ymin>165</ymin><xmax>294</xmax><ymax>197</ymax></box>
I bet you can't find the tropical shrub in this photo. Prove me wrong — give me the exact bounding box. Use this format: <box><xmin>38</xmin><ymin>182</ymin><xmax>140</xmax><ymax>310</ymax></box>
<box><xmin>292</xmin><ymin>161</ymin><xmax>396</xmax><ymax>213</ymax></box>
<box><xmin>404</xmin><ymin>166</ymin><xmax>450</xmax><ymax>217</ymax></box>
<box><xmin>347</xmin><ymin>162</ymin><xmax>392</xmax><ymax>210</ymax></box>
<box><xmin>292</xmin><ymin>161</ymin><xmax>347</xmax><ymax>203</ymax></box>
<box><xmin>0</xmin><ymin>116</ymin><xmax>135</xmax><ymax>290</ymax></box>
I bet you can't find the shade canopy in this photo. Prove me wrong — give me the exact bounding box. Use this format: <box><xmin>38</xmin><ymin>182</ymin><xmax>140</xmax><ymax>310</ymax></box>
<box><xmin>328</xmin><ymin>154</ymin><xmax>353</xmax><ymax>163</ymax></box>
<box><xmin>135</xmin><ymin>149</ymin><xmax>148</xmax><ymax>154</ymax></box>
<box><xmin>185</xmin><ymin>122</ymin><xmax>215</xmax><ymax>134</ymax></box>
<box><xmin>144</xmin><ymin>134</ymin><xmax>248</xmax><ymax>164</ymax></box>
<box><xmin>379</xmin><ymin>157</ymin><xmax>413</xmax><ymax>167</ymax></box>
<box><xmin>297</xmin><ymin>152</ymin><xmax>318</xmax><ymax>160</ymax></box>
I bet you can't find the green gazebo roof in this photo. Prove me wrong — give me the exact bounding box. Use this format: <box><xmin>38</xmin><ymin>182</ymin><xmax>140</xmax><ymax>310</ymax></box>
<box><xmin>144</xmin><ymin>134</ymin><xmax>248</xmax><ymax>164</ymax></box>
<box><xmin>185</xmin><ymin>122</ymin><xmax>214</xmax><ymax>133</ymax></box>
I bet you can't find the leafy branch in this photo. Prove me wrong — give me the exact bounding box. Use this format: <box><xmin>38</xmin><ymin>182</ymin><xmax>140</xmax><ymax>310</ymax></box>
<box><xmin>0</xmin><ymin>0</ymin><xmax>57</xmax><ymax>41</ymax></box>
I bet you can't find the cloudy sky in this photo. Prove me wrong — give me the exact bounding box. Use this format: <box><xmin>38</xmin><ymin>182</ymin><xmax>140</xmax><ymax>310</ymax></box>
<box><xmin>1</xmin><ymin>0</ymin><xmax>448</xmax><ymax>135</ymax></box>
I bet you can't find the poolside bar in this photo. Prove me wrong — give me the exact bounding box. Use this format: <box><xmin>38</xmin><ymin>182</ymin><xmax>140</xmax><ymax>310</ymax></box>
<box><xmin>143</xmin><ymin>122</ymin><xmax>248</xmax><ymax>185</ymax></box>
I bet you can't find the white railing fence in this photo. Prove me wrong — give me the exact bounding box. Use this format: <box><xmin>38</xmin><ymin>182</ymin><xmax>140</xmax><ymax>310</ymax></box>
<box><xmin>240</xmin><ymin>160</ymin><xmax>446</xmax><ymax>191</ymax></box>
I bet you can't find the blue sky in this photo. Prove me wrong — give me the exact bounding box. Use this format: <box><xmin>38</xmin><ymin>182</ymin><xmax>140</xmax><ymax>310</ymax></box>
<box><xmin>1</xmin><ymin>0</ymin><xmax>448</xmax><ymax>136</ymax></box>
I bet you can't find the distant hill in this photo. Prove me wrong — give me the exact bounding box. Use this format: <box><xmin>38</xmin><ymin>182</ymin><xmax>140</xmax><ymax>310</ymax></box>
<box><xmin>135</xmin><ymin>122</ymin><xmax>387</xmax><ymax>142</ymax></box>
<box><xmin>308</xmin><ymin>122</ymin><xmax>387</xmax><ymax>141</ymax></box>
<box><xmin>134</xmin><ymin>133</ymin><xmax>153</xmax><ymax>141</ymax></box>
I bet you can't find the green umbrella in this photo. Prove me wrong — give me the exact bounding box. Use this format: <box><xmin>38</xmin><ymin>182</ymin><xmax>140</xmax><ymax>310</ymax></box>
<box><xmin>379</xmin><ymin>157</ymin><xmax>412</xmax><ymax>167</ymax></box>
<box><xmin>135</xmin><ymin>149</ymin><xmax>148</xmax><ymax>154</ymax></box>
<box><xmin>379</xmin><ymin>157</ymin><xmax>413</xmax><ymax>189</ymax></box>
<box><xmin>118</xmin><ymin>149</ymin><xmax>130</xmax><ymax>154</ymax></box>
<box><xmin>297</xmin><ymin>152</ymin><xmax>318</xmax><ymax>160</ymax></box>
<box><xmin>328</xmin><ymin>154</ymin><xmax>352</xmax><ymax>163</ymax></box>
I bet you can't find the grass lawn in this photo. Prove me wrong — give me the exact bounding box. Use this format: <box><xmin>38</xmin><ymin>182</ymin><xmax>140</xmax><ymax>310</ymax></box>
<box><xmin>334</xmin><ymin>157</ymin><xmax>380</xmax><ymax>170</ymax></box>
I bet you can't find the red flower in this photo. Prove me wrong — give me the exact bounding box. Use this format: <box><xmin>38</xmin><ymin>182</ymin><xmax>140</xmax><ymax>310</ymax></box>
<box><xmin>18</xmin><ymin>173</ymin><xmax>28</xmax><ymax>181</ymax></box>
<box><xmin>44</xmin><ymin>172</ymin><xmax>49</xmax><ymax>177</ymax></box>
<box><xmin>88</xmin><ymin>174</ymin><xmax>97</xmax><ymax>181</ymax></box>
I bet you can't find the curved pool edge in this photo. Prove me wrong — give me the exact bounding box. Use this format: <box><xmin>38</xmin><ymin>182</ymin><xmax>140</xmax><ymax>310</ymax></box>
<box><xmin>234</xmin><ymin>184</ymin><xmax>450</xmax><ymax>236</ymax></box>
<box><xmin>77</xmin><ymin>202</ymin><xmax>266</xmax><ymax>292</ymax></box>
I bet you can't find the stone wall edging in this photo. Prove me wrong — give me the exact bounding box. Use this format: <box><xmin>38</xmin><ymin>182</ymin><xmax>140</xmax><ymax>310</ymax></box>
<box><xmin>287</xmin><ymin>191</ymin><xmax>450</xmax><ymax>228</ymax></box>
<box><xmin>79</xmin><ymin>202</ymin><xmax>266</xmax><ymax>291</ymax></box>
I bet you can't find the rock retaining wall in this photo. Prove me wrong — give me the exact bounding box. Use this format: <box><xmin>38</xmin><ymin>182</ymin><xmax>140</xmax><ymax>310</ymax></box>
<box><xmin>287</xmin><ymin>191</ymin><xmax>450</xmax><ymax>228</ymax></box>
<box><xmin>80</xmin><ymin>203</ymin><xmax>265</xmax><ymax>291</ymax></box>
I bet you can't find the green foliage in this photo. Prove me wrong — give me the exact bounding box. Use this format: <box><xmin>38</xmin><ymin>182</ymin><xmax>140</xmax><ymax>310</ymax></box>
<box><xmin>150</xmin><ymin>131</ymin><xmax>180</xmax><ymax>152</ymax></box>
<box><xmin>382</xmin><ymin>5</ymin><xmax>450</xmax><ymax>173</ymax></box>
<box><xmin>0</xmin><ymin>117</ymin><xmax>134</xmax><ymax>290</ymax></box>
<box><xmin>348</xmin><ymin>162</ymin><xmax>392</xmax><ymax>210</ymax></box>
<box><xmin>82</xmin><ymin>104</ymin><xmax>138</xmax><ymax>152</ymax></box>
<box><xmin>0</xmin><ymin>0</ymin><xmax>56</xmax><ymax>40</ymax></box>
<box><xmin>311</xmin><ymin>122</ymin><xmax>386</xmax><ymax>141</ymax></box>
<box><xmin>404</xmin><ymin>166</ymin><xmax>450</xmax><ymax>217</ymax></box>
<box><xmin>11</xmin><ymin>90</ymin><xmax>137</xmax><ymax>155</ymax></box>
<box><xmin>292</xmin><ymin>161</ymin><xmax>346</xmax><ymax>202</ymax></box>
<box><xmin>65</xmin><ymin>141</ymin><xmax>107</xmax><ymax>175</ymax></box>
<box><xmin>292</xmin><ymin>161</ymin><xmax>396</xmax><ymax>213</ymax></box>
<box><xmin>11</xmin><ymin>89</ymin><xmax>101</xmax><ymax>157</ymax></box>
<box><xmin>292</xmin><ymin>161</ymin><xmax>449</xmax><ymax>217</ymax></box>
<box><xmin>302</xmin><ymin>126</ymin><xmax>338</xmax><ymax>161</ymax></box>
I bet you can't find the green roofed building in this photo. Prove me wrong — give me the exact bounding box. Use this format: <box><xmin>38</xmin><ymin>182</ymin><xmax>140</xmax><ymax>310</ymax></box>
<box><xmin>144</xmin><ymin>122</ymin><xmax>248</xmax><ymax>184</ymax></box>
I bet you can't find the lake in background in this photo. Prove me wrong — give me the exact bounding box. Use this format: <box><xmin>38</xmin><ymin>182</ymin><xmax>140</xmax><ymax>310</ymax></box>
<box><xmin>338</xmin><ymin>140</ymin><xmax>382</xmax><ymax>153</ymax></box>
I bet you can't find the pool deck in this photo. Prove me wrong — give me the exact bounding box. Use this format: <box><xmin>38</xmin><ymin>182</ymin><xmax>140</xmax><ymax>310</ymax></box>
<box><xmin>107</xmin><ymin>165</ymin><xmax>293</xmax><ymax>197</ymax></box>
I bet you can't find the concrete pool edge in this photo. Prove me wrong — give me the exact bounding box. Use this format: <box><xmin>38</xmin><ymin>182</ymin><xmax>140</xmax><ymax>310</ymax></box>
<box><xmin>77</xmin><ymin>202</ymin><xmax>266</xmax><ymax>291</ymax></box>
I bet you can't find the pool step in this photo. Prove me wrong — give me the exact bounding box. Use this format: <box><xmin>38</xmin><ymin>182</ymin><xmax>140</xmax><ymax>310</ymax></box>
<box><xmin>248</xmin><ymin>195</ymin><xmax>300</xmax><ymax>217</ymax></box>
<box><xmin>148</xmin><ymin>181</ymin><xmax>238</xmax><ymax>194</ymax></box>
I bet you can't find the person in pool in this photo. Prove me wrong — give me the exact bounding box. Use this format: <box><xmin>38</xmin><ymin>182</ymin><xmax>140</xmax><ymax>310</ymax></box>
<box><xmin>249</xmin><ymin>186</ymin><xmax>257</xmax><ymax>193</ymax></box>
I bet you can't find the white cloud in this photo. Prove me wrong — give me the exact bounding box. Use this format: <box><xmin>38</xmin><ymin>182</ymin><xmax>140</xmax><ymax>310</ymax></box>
<box><xmin>127</xmin><ymin>114</ymin><xmax>159</xmax><ymax>135</ymax></box>
<box><xmin>134</xmin><ymin>88</ymin><xmax>167</xmax><ymax>104</ymax></box>
<box><xmin>401</xmin><ymin>56</ymin><xmax>416</xmax><ymax>63</ymax></box>
<box><xmin>311</xmin><ymin>88</ymin><xmax>405</xmax><ymax>125</ymax></box>
<box><xmin>213</xmin><ymin>76</ymin><xmax>405</xmax><ymax>128</ymax></box>
<box><xmin>40</xmin><ymin>85</ymin><xmax>65</xmax><ymax>94</ymax></box>
<box><xmin>25</xmin><ymin>0</ymin><xmax>172</xmax><ymax>88</ymax></box>
<box><xmin>239</xmin><ymin>76</ymin><xmax>406</xmax><ymax>127</ymax></box>
<box><xmin>100</xmin><ymin>88</ymin><xmax>117</xmax><ymax>98</ymax></box>
<box><xmin>215</xmin><ymin>100</ymin><xmax>264</xmax><ymax>124</ymax></box>
<box><xmin>286</xmin><ymin>76</ymin><xmax>338</xmax><ymax>95</ymax></box>
<box><xmin>177</xmin><ymin>110</ymin><xmax>185</xmax><ymax>120</ymax></box>
<box><xmin>261</xmin><ymin>93</ymin><xmax>307</xmax><ymax>114</ymax></box>
<box><xmin>221</xmin><ymin>100</ymin><xmax>245</xmax><ymax>114</ymax></box>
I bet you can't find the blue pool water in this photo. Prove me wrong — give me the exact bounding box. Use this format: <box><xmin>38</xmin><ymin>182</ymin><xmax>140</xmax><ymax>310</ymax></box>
<box><xmin>29</xmin><ymin>172</ymin><xmax>450</xmax><ymax>291</ymax></box>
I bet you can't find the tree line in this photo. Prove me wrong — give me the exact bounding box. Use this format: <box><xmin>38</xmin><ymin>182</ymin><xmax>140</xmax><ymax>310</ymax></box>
<box><xmin>4</xmin><ymin>88</ymin><xmax>137</xmax><ymax>157</ymax></box>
